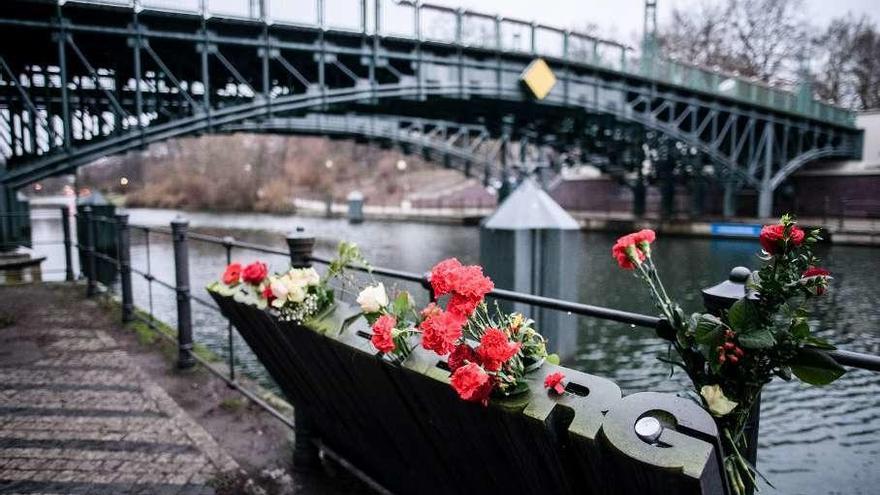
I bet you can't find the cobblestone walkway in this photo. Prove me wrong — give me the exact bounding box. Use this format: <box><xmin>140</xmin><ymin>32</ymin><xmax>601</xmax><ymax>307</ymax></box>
<box><xmin>0</xmin><ymin>297</ymin><xmax>240</xmax><ymax>494</ymax></box>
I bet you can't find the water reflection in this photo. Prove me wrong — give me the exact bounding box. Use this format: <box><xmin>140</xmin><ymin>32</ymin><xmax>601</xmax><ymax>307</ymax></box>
<box><xmin>28</xmin><ymin>207</ymin><xmax>880</xmax><ymax>494</ymax></box>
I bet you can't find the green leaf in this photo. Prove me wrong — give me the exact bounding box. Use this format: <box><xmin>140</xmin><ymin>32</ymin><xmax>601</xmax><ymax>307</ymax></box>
<box><xmin>392</xmin><ymin>291</ymin><xmax>412</xmax><ymax>317</ymax></box>
<box><xmin>804</xmin><ymin>336</ymin><xmax>836</xmax><ymax>350</ymax></box>
<box><xmin>694</xmin><ymin>314</ymin><xmax>723</xmax><ymax>345</ymax></box>
<box><xmin>790</xmin><ymin>347</ymin><xmax>846</xmax><ymax>385</ymax></box>
<box><xmin>546</xmin><ymin>354</ymin><xmax>560</xmax><ymax>365</ymax></box>
<box><xmin>737</xmin><ymin>328</ymin><xmax>775</xmax><ymax>349</ymax></box>
<box><xmin>363</xmin><ymin>312</ymin><xmax>380</xmax><ymax>325</ymax></box>
<box><xmin>791</xmin><ymin>319</ymin><xmax>811</xmax><ymax>339</ymax></box>
<box><xmin>727</xmin><ymin>299</ymin><xmax>759</xmax><ymax>332</ymax></box>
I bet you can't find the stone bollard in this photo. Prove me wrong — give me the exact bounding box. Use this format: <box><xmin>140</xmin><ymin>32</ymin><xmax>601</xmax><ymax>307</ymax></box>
<box><xmin>171</xmin><ymin>216</ymin><xmax>195</xmax><ymax>370</ymax></box>
<box><xmin>346</xmin><ymin>190</ymin><xmax>364</xmax><ymax>224</ymax></box>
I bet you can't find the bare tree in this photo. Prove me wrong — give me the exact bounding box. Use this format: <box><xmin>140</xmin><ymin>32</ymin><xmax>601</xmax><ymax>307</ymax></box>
<box><xmin>658</xmin><ymin>0</ymin><xmax>807</xmax><ymax>84</ymax></box>
<box><xmin>813</xmin><ymin>16</ymin><xmax>880</xmax><ymax>110</ymax></box>
<box><xmin>658</xmin><ymin>2</ymin><xmax>734</xmax><ymax>68</ymax></box>
<box><xmin>850</xmin><ymin>23</ymin><xmax>880</xmax><ymax>109</ymax></box>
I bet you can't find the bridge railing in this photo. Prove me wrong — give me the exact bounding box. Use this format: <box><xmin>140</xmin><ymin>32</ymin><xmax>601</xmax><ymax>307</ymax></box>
<box><xmin>58</xmin><ymin>0</ymin><xmax>855</xmax><ymax>127</ymax></box>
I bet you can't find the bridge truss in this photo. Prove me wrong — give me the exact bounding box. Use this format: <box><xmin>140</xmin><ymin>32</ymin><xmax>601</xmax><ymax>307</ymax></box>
<box><xmin>0</xmin><ymin>0</ymin><xmax>863</xmax><ymax>245</ymax></box>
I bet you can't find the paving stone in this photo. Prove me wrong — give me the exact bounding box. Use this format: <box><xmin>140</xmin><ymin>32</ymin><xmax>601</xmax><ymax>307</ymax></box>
<box><xmin>0</xmin><ymin>305</ymin><xmax>239</xmax><ymax>495</ymax></box>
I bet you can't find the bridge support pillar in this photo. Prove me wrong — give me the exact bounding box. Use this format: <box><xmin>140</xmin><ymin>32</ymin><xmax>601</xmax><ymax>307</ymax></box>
<box><xmin>722</xmin><ymin>183</ymin><xmax>737</xmax><ymax>218</ymax></box>
<box><xmin>757</xmin><ymin>185</ymin><xmax>774</xmax><ymax>219</ymax></box>
<box><xmin>480</xmin><ymin>179</ymin><xmax>580</xmax><ymax>361</ymax></box>
<box><xmin>632</xmin><ymin>181</ymin><xmax>646</xmax><ymax>218</ymax></box>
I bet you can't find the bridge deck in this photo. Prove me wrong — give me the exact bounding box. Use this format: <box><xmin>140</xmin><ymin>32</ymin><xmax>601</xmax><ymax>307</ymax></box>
<box><xmin>0</xmin><ymin>284</ymin><xmax>239</xmax><ymax>495</ymax></box>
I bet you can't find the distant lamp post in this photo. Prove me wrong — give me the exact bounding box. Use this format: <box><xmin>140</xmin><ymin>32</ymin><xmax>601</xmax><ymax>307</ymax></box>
<box><xmin>396</xmin><ymin>159</ymin><xmax>408</xmax><ymax>171</ymax></box>
<box><xmin>120</xmin><ymin>177</ymin><xmax>129</xmax><ymax>186</ymax></box>
<box><xmin>325</xmin><ymin>159</ymin><xmax>334</xmax><ymax>169</ymax></box>
<box><xmin>34</xmin><ymin>183</ymin><xmax>43</xmax><ymax>191</ymax></box>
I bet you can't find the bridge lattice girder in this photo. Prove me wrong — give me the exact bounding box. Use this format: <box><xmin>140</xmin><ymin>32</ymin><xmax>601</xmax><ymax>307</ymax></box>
<box><xmin>0</xmin><ymin>0</ymin><xmax>863</xmax><ymax>218</ymax></box>
<box><xmin>220</xmin><ymin>114</ymin><xmax>509</xmax><ymax>186</ymax></box>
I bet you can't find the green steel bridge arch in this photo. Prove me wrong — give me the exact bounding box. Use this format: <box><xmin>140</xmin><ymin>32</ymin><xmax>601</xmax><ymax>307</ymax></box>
<box><xmin>0</xmin><ymin>0</ymin><xmax>862</xmax><ymax>241</ymax></box>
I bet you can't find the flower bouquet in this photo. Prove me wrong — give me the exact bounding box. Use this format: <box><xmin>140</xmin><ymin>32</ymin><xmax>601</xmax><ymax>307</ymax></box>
<box><xmin>612</xmin><ymin>216</ymin><xmax>844</xmax><ymax>494</ymax></box>
<box><xmin>208</xmin><ymin>242</ymin><xmax>365</xmax><ymax>324</ymax></box>
<box><xmin>356</xmin><ymin>258</ymin><xmax>555</xmax><ymax>405</ymax></box>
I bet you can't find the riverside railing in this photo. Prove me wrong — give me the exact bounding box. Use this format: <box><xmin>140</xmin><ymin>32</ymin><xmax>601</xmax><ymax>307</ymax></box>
<box><xmin>0</xmin><ymin>208</ymin><xmax>73</xmax><ymax>281</ymax></box>
<box><xmin>63</xmin><ymin>209</ymin><xmax>880</xmax><ymax>487</ymax></box>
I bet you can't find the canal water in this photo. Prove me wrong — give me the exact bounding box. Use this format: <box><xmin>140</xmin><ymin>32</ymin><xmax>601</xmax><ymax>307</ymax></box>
<box><xmin>29</xmin><ymin>206</ymin><xmax>879</xmax><ymax>494</ymax></box>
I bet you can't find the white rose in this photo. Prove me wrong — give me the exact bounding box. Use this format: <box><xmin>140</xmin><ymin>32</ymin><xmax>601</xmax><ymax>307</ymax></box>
<box><xmin>303</xmin><ymin>268</ymin><xmax>321</xmax><ymax>286</ymax></box>
<box><xmin>356</xmin><ymin>283</ymin><xmax>388</xmax><ymax>313</ymax></box>
<box><xmin>287</xmin><ymin>268</ymin><xmax>319</xmax><ymax>287</ymax></box>
<box><xmin>700</xmin><ymin>384</ymin><xmax>738</xmax><ymax>417</ymax></box>
<box><xmin>287</xmin><ymin>284</ymin><xmax>306</xmax><ymax>303</ymax></box>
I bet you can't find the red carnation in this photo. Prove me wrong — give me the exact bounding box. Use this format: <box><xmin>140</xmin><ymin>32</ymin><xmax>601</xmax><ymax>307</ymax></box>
<box><xmin>222</xmin><ymin>263</ymin><xmax>242</xmax><ymax>285</ymax></box>
<box><xmin>429</xmin><ymin>258</ymin><xmax>463</xmax><ymax>297</ymax></box>
<box><xmin>447</xmin><ymin>293</ymin><xmax>482</xmax><ymax>319</ymax></box>
<box><xmin>419</xmin><ymin>310</ymin><xmax>464</xmax><ymax>356</ymax></box>
<box><xmin>453</xmin><ymin>265</ymin><xmax>494</xmax><ymax>300</ymax></box>
<box><xmin>428</xmin><ymin>259</ymin><xmax>494</xmax><ymax>317</ymax></box>
<box><xmin>261</xmin><ymin>285</ymin><xmax>275</xmax><ymax>303</ymax></box>
<box><xmin>759</xmin><ymin>224</ymin><xmax>805</xmax><ymax>254</ymax></box>
<box><xmin>450</xmin><ymin>362</ymin><xmax>493</xmax><ymax>405</ymax></box>
<box><xmin>632</xmin><ymin>229</ymin><xmax>656</xmax><ymax>245</ymax></box>
<box><xmin>544</xmin><ymin>372</ymin><xmax>566</xmax><ymax>395</ymax></box>
<box><xmin>445</xmin><ymin>265</ymin><xmax>494</xmax><ymax>318</ymax></box>
<box><xmin>448</xmin><ymin>343</ymin><xmax>477</xmax><ymax>372</ymax></box>
<box><xmin>802</xmin><ymin>266</ymin><xmax>831</xmax><ymax>278</ymax></box>
<box><xmin>612</xmin><ymin>234</ymin><xmax>645</xmax><ymax>270</ymax></box>
<box><xmin>371</xmin><ymin>314</ymin><xmax>397</xmax><ymax>354</ymax></box>
<box><xmin>801</xmin><ymin>266</ymin><xmax>832</xmax><ymax>295</ymax></box>
<box><xmin>420</xmin><ymin>302</ymin><xmax>442</xmax><ymax>319</ymax></box>
<box><xmin>242</xmin><ymin>261</ymin><xmax>268</xmax><ymax>285</ymax></box>
<box><xmin>476</xmin><ymin>328</ymin><xmax>521</xmax><ymax>372</ymax></box>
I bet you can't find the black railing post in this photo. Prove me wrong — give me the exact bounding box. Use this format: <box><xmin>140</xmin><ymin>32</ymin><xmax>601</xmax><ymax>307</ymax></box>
<box><xmin>83</xmin><ymin>206</ymin><xmax>98</xmax><ymax>297</ymax></box>
<box><xmin>285</xmin><ymin>226</ymin><xmax>319</xmax><ymax>468</ymax></box>
<box><xmin>286</xmin><ymin>226</ymin><xmax>315</xmax><ymax>268</ymax></box>
<box><xmin>171</xmin><ymin>216</ymin><xmax>196</xmax><ymax>370</ymax></box>
<box><xmin>223</xmin><ymin>235</ymin><xmax>236</xmax><ymax>385</ymax></box>
<box><xmin>60</xmin><ymin>206</ymin><xmax>74</xmax><ymax>281</ymax></box>
<box><xmin>116</xmin><ymin>212</ymin><xmax>133</xmax><ymax>323</ymax></box>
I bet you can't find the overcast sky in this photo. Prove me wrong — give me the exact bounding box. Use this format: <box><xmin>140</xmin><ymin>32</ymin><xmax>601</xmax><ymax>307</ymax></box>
<box><xmin>193</xmin><ymin>0</ymin><xmax>880</xmax><ymax>47</ymax></box>
<box><xmin>424</xmin><ymin>0</ymin><xmax>880</xmax><ymax>44</ymax></box>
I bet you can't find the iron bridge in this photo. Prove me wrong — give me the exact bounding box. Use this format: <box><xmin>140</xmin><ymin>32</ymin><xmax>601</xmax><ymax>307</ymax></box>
<box><xmin>0</xmin><ymin>0</ymin><xmax>863</xmax><ymax>244</ymax></box>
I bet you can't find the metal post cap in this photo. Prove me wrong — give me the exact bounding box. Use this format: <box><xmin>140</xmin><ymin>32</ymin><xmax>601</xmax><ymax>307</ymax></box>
<box><xmin>728</xmin><ymin>266</ymin><xmax>751</xmax><ymax>283</ymax></box>
<box><xmin>635</xmin><ymin>416</ymin><xmax>663</xmax><ymax>443</ymax></box>
<box><xmin>287</xmin><ymin>226</ymin><xmax>310</xmax><ymax>238</ymax></box>
<box><xmin>702</xmin><ymin>266</ymin><xmax>751</xmax><ymax>314</ymax></box>
<box><xmin>171</xmin><ymin>215</ymin><xmax>189</xmax><ymax>227</ymax></box>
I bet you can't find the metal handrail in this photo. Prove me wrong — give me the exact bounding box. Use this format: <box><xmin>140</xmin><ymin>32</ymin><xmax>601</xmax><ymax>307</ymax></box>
<box><xmin>118</xmin><ymin>224</ymin><xmax>879</xmax><ymax>373</ymax></box>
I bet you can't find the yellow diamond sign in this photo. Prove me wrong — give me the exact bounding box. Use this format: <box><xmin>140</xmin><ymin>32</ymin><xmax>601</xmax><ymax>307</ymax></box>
<box><xmin>520</xmin><ymin>58</ymin><xmax>557</xmax><ymax>100</ymax></box>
